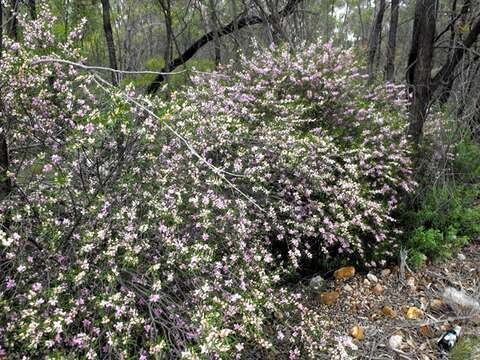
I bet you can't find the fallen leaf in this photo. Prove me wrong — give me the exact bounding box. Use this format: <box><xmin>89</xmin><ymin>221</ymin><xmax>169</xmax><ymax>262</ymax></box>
<box><xmin>419</xmin><ymin>324</ymin><xmax>434</xmax><ymax>337</ymax></box>
<box><xmin>382</xmin><ymin>305</ymin><xmax>397</xmax><ymax>318</ymax></box>
<box><xmin>431</xmin><ymin>298</ymin><xmax>446</xmax><ymax>310</ymax></box>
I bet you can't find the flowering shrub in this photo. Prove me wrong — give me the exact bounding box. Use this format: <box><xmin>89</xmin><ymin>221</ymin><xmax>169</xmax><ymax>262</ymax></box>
<box><xmin>177</xmin><ymin>44</ymin><xmax>415</xmax><ymax>268</ymax></box>
<box><xmin>0</xmin><ymin>5</ymin><xmax>412</xmax><ymax>359</ymax></box>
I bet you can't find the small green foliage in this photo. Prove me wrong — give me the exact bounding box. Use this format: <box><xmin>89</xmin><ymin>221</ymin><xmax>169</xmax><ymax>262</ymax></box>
<box><xmin>450</xmin><ymin>336</ymin><xmax>480</xmax><ymax>360</ymax></box>
<box><xmin>406</xmin><ymin>128</ymin><xmax>480</xmax><ymax>268</ymax></box>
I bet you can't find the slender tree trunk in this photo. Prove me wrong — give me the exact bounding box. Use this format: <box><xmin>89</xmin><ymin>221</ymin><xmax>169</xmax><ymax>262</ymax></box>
<box><xmin>385</xmin><ymin>0</ymin><xmax>399</xmax><ymax>81</ymax></box>
<box><xmin>1</xmin><ymin>1</ymin><xmax>13</xmax><ymax>202</ymax></box>
<box><xmin>356</xmin><ymin>0</ymin><xmax>366</xmax><ymax>46</ymax></box>
<box><xmin>101</xmin><ymin>0</ymin><xmax>119</xmax><ymax>86</ymax></box>
<box><xmin>28</xmin><ymin>0</ymin><xmax>37</xmax><ymax>19</ymax></box>
<box><xmin>158</xmin><ymin>0</ymin><xmax>173</xmax><ymax>71</ymax></box>
<box><xmin>208</xmin><ymin>0</ymin><xmax>221</xmax><ymax>67</ymax></box>
<box><xmin>6</xmin><ymin>0</ymin><xmax>19</xmax><ymax>40</ymax></box>
<box><xmin>367</xmin><ymin>0</ymin><xmax>386</xmax><ymax>81</ymax></box>
<box><xmin>472</xmin><ymin>93</ymin><xmax>480</xmax><ymax>140</ymax></box>
<box><xmin>407</xmin><ymin>0</ymin><xmax>437</xmax><ymax>145</ymax></box>
<box><xmin>433</xmin><ymin>2</ymin><xmax>479</xmax><ymax>106</ymax></box>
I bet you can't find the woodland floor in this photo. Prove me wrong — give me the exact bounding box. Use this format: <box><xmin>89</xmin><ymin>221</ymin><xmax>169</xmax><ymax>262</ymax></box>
<box><xmin>303</xmin><ymin>244</ymin><xmax>480</xmax><ymax>359</ymax></box>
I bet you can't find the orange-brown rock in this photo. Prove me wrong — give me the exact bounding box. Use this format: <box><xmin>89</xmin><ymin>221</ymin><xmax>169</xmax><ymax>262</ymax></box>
<box><xmin>318</xmin><ymin>291</ymin><xmax>340</xmax><ymax>305</ymax></box>
<box><xmin>350</xmin><ymin>325</ymin><xmax>365</xmax><ymax>341</ymax></box>
<box><xmin>405</xmin><ymin>306</ymin><xmax>424</xmax><ymax>320</ymax></box>
<box><xmin>334</xmin><ymin>266</ymin><xmax>356</xmax><ymax>280</ymax></box>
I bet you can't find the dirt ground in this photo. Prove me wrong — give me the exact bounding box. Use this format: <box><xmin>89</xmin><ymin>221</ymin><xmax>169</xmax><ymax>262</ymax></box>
<box><xmin>308</xmin><ymin>244</ymin><xmax>480</xmax><ymax>359</ymax></box>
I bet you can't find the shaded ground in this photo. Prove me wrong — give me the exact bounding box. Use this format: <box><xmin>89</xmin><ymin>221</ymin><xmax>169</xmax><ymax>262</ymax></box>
<box><xmin>305</xmin><ymin>243</ymin><xmax>480</xmax><ymax>359</ymax></box>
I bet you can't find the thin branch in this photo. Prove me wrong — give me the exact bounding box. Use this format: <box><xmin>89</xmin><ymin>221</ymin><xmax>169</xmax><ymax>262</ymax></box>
<box><xmin>146</xmin><ymin>0</ymin><xmax>304</xmax><ymax>95</ymax></box>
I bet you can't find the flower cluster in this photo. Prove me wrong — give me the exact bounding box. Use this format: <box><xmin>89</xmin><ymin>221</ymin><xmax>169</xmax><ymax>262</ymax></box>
<box><xmin>178</xmin><ymin>42</ymin><xmax>414</xmax><ymax>268</ymax></box>
<box><xmin>0</xmin><ymin>6</ymin><xmax>412</xmax><ymax>359</ymax></box>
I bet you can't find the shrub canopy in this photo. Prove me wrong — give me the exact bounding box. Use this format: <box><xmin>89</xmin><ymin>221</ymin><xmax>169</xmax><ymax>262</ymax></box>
<box><xmin>0</xmin><ymin>7</ymin><xmax>413</xmax><ymax>359</ymax></box>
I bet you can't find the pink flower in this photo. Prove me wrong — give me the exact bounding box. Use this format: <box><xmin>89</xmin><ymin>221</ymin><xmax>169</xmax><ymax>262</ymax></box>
<box><xmin>84</xmin><ymin>123</ymin><xmax>94</xmax><ymax>135</ymax></box>
<box><xmin>6</xmin><ymin>279</ymin><xmax>15</xmax><ymax>289</ymax></box>
<box><xmin>32</xmin><ymin>282</ymin><xmax>42</xmax><ymax>291</ymax></box>
<box><xmin>149</xmin><ymin>294</ymin><xmax>160</xmax><ymax>302</ymax></box>
<box><xmin>43</xmin><ymin>164</ymin><xmax>53</xmax><ymax>173</ymax></box>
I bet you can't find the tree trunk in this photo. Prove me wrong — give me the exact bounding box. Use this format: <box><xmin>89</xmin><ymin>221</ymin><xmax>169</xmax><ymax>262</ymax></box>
<box><xmin>158</xmin><ymin>0</ymin><xmax>173</xmax><ymax>71</ymax></box>
<box><xmin>0</xmin><ymin>1</ymin><xmax>13</xmax><ymax>202</ymax></box>
<box><xmin>367</xmin><ymin>0</ymin><xmax>386</xmax><ymax>81</ymax></box>
<box><xmin>407</xmin><ymin>0</ymin><xmax>437</xmax><ymax>145</ymax></box>
<box><xmin>385</xmin><ymin>0</ymin><xmax>399</xmax><ymax>81</ymax></box>
<box><xmin>6</xmin><ymin>0</ymin><xmax>19</xmax><ymax>40</ymax></box>
<box><xmin>356</xmin><ymin>0</ymin><xmax>366</xmax><ymax>46</ymax></box>
<box><xmin>208</xmin><ymin>0</ymin><xmax>221</xmax><ymax>67</ymax></box>
<box><xmin>101</xmin><ymin>0</ymin><xmax>119</xmax><ymax>86</ymax></box>
<box><xmin>433</xmin><ymin>15</ymin><xmax>480</xmax><ymax>104</ymax></box>
<box><xmin>28</xmin><ymin>0</ymin><xmax>36</xmax><ymax>19</ymax></box>
<box><xmin>472</xmin><ymin>93</ymin><xmax>480</xmax><ymax>140</ymax></box>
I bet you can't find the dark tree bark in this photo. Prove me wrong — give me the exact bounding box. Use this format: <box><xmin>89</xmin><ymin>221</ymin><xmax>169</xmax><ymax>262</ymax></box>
<box><xmin>208</xmin><ymin>0</ymin><xmax>221</xmax><ymax>67</ymax></box>
<box><xmin>28</xmin><ymin>0</ymin><xmax>36</xmax><ymax>19</ymax></box>
<box><xmin>407</xmin><ymin>0</ymin><xmax>437</xmax><ymax>145</ymax></box>
<box><xmin>6</xmin><ymin>0</ymin><xmax>19</xmax><ymax>40</ymax></box>
<box><xmin>0</xmin><ymin>1</ymin><xmax>13</xmax><ymax>202</ymax></box>
<box><xmin>433</xmin><ymin>15</ymin><xmax>480</xmax><ymax>103</ymax></box>
<box><xmin>101</xmin><ymin>0</ymin><xmax>119</xmax><ymax>86</ymax></box>
<box><xmin>472</xmin><ymin>92</ymin><xmax>480</xmax><ymax>140</ymax></box>
<box><xmin>367</xmin><ymin>0</ymin><xmax>386</xmax><ymax>81</ymax></box>
<box><xmin>146</xmin><ymin>0</ymin><xmax>304</xmax><ymax>95</ymax></box>
<box><xmin>385</xmin><ymin>0</ymin><xmax>399</xmax><ymax>81</ymax></box>
<box><xmin>158</xmin><ymin>0</ymin><xmax>174</xmax><ymax>71</ymax></box>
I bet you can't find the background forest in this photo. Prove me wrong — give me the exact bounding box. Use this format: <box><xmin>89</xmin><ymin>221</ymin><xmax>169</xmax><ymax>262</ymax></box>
<box><xmin>0</xmin><ymin>0</ymin><xmax>479</xmax><ymax>358</ymax></box>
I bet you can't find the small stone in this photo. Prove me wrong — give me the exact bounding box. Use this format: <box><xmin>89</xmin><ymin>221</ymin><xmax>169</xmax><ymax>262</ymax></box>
<box><xmin>382</xmin><ymin>305</ymin><xmax>397</xmax><ymax>318</ymax></box>
<box><xmin>363</xmin><ymin>278</ymin><xmax>371</xmax><ymax>286</ymax></box>
<box><xmin>372</xmin><ymin>284</ymin><xmax>384</xmax><ymax>295</ymax></box>
<box><xmin>420</xmin><ymin>297</ymin><xmax>428</xmax><ymax>310</ymax></box>
<box><xmin>388</xmin><ymin>334</ymin><xmax>403</xmax><ymax>351</ymax></box>
<box><xmin>318</xmin><ymin>291</ymin><xmax>340</xmax><ymax>306</ymax></box>
<box><xmin>457</xmin><ymin>253</ymin><xmax>466</xmax><ymax>261</ymax></box>
<box><xmin>406</xmin><ymin>276</ymin><xmax>416</xmax><ymax>288</ymax></box>
<box><xmin>344</xmin><ymin>284</ymin><xmax>354</xmax><ymax>292</ymax></box>
<box><xmin>350</xmin><ymin>325</ymin><xmax>365</xmax><ymax>341</ymax></box>
<box><xmin>405</xmin><ymin>306</ymin><xmax>424</xmax><ymax>320</ymax></box>
<box><xmin>309</xmin><ymin>275</ymin><xmax>326</xmax><ymax>292</ymax></box>
<box><xmin>419</xmin><ymin>324</ymin><xmax>434</xmax><ymax>337</ymax></box>
<box><xmin>367</xmin><ymin>273</ymin><xmax>378</xmax><ymax>283</ymax></box>
<box><xmin>381</xmin><ymin>268</ymin><xmax>391</xmax><ymax>277</ymax></box>
<box><xmin>334</xmin><ymin>266</ymin><xmax>356</xmax><ymax>280</ymax></box>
